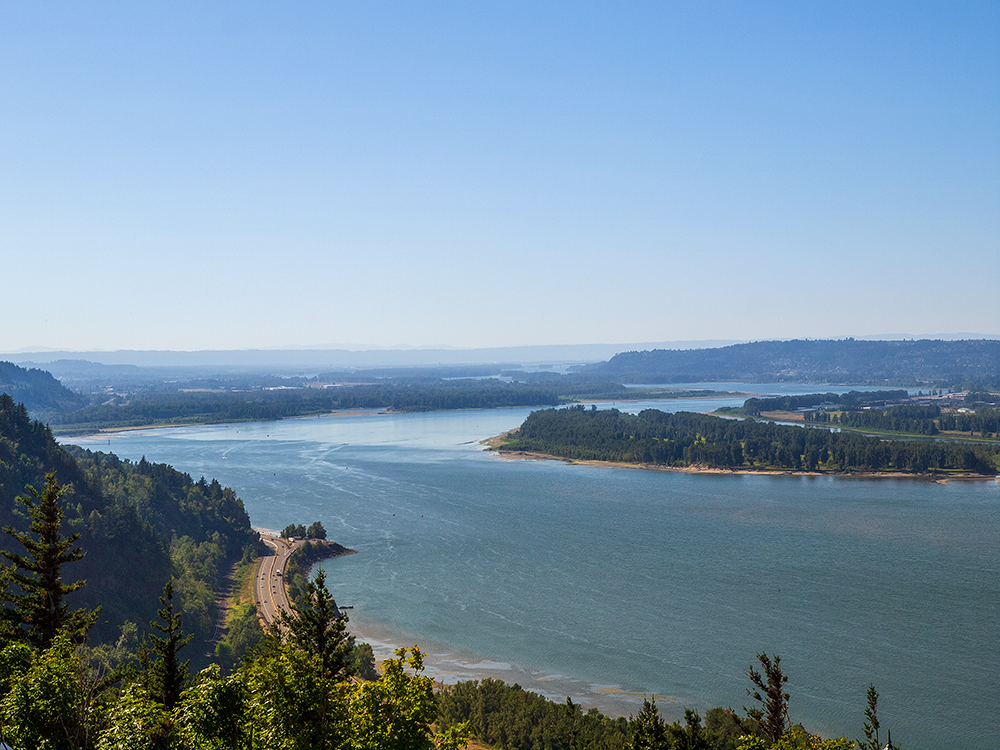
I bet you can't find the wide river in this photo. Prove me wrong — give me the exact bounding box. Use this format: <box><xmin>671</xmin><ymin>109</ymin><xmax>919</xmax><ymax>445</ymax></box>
<box><xmin>68</xmin><ymin>385</ymin><xmax>999</xmax><ymax>750</ymax></box>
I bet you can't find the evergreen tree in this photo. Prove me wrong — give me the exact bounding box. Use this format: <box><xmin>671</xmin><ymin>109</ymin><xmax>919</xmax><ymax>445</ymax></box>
<box><xmin>858</xmin><ymin>684</ymin><xmax>881</xmax><ymax>750</ymax></box>
<box><xmin>278</xmin><ymin>568</ymin><xmax>355</xmax><ymax>681</ymax></box>
<box><xmin>744</xmin><ymin>653</ymin><xmax>789</xmax><ymax>744</ymax></box>
<box><xmin>669</xmin><ymin>709</ymin><xmax>709</xmax><ymax>750</ymax></box>
<box><xmin>148</xmin><ymin>580</ymin><xmax>193</xmax><ymax>710</ymax></box>
<box><xmin>0</xmin><ymin>473</ymin><xmax>97</xmax><ymax>648</ymax></box>
<box><xmin>627</xmin><ymin>697</ymin><xmax>669</xmax><ymax>750</ymax></box>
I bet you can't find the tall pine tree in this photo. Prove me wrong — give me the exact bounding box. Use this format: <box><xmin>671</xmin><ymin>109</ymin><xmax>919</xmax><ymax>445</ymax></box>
<box><xmin>148</xmin><ymin>580</ymin><xmax>193</xmax><ymax>710</ymax></box>
<box><xmin>0</xmin><ymin>472</ymin><xmax>97</xmax><ymax>648</ymax></box>
<box><xmin>744</xmin><ymin>652</ymin><xmax>790</xmax><ymax>744</ymax></box>
<box><xmin>277</xmin><ymin>568</ymin><xmax>355</xmax><ymax>681</ymax></box>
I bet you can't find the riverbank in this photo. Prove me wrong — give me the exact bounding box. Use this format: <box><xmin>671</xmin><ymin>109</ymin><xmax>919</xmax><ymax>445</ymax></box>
<box><xmin>248</xmin><ymin>531</ymin><xmax>356</xmax><ymax>626</ymax></box>
<box><xmin>51</xmin><ymin>408</ymin><xmax>391</xmax><ymax>438</ymax></box>
<box><xmin>482</xmin><ymin>433</ymin><xmax>999</xmax><ymax>482</ymax></box>
<box><xmin>339</xmin><ymin>605</ymin><xmax>674</xmax><ymax>721</ymax></box>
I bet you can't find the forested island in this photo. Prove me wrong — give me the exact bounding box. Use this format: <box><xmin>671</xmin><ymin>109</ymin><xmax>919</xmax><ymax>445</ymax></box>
<box><xmin>496</xmin><ymin>406</ymin><xmax>1000</xmax><ymax>476</ymax></box>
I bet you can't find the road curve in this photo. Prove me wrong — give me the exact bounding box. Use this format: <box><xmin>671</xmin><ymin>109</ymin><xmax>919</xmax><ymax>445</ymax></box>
<box><xmin>254</xmin><ymin>535</ymin><xmax>298</xmax><ymax>626</ymax></box>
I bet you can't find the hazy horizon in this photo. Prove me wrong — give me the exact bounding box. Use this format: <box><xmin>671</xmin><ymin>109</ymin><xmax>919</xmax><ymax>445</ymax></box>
<box><xmin>6</xmin><ymin>334</ymin><xmax>1000</xmax><ymax>371</ymax></box>
<box><xmin>3</xmin><ymin>3</ymin><xmax>997</xmax><ymax>352</ymax></box>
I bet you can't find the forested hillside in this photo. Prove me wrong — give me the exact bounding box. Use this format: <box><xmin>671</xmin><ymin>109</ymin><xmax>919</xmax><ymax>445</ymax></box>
<box><xmin>0</xmin><ymin>361</ymin><xmax>85</xmax><ymax>416</ymax></box>
<box><xmin>500</xmin><ymin>406</ymin><xmax>1000</xmax><ymax>475</ymax></box>
<box><xmin>579</xmin><ymin>339</ymin><xmax>1000</xmax><ymax>387</ymax></box>
<box><xmin>0</xmin><ymin>393</ymin><xmax>259</xmax><ymax>651</ymax></box>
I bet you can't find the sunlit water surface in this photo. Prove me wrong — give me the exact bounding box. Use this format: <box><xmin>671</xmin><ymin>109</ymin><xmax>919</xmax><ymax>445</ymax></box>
<box><xmin>68</xmin><ymin>391</ymin><xmax>999</xmax><ymax>750</ymax></box>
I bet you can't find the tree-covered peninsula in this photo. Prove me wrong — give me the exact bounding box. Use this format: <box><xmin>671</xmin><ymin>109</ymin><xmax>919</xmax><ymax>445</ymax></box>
<box><xmin>497</xmin><ymin>406</ymin><xmax>1000</xmax><ymax>476</ymax></box>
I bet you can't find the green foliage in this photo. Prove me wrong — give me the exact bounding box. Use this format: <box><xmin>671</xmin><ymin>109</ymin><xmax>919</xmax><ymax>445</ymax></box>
<box><xmin>346</xmin><ymin>646</ymin><xmax>467</xmax><ymax>750</ymax></box>
<box><xmin>244</xmin><ymin>638</ymin><xmax>346</xmax><ymax>749</ymax></box>
<box><xmin>668</xmin><ymin>709</ymin><xmax>709</xmax><ymax>750</ymax></box>
<box><xmin>805</xmin><ymin>405</ymin><xmax>944</xmax><ymax>437</ymax></box>
<box><xmin>278</xmin><ymin>569</ymin><xmax>354</xmax><ymax>682</ymax></box>
<box><xmin>98</xmin><ymin>683</ymin><xmax>177</xmax><ymax>750</ymax></box>
<box><xmin>936</xmin><ymin>407</ymin><xmax>1000</xmax><ymax>436</ymax></box>
<box><xmin>744</xmin><ymin>654</ymin><xmax>789</xmax><ymax>744</ymax></box>
<box><xmin>169</xmin><ymin>537</ymin><xmax>223</xmax><ymax>645</ymax></box>
<box><xmin>0</xmin><ymin>472</ymin><xmax>98</xmax><ymax>649</ymax></box>
<box><xmin>178</xmin><ymin>665</ymin><xmax>249</xmax><ymax>750</ymax></box>
<box><xmin>0</xmin><ymin>619</ymin><xmax>873</xmax><ymax>750</ymax></box>
<box><xmin>214</xmin><ymin>602</ymin><xmax>264</xmax><ymax>672</ymax></box>
<box><xmin>857</xmin><ymin>685</ymin><xmax>880</xmax><ymax>750</ymax></box>
<box><xmin>704</xmin><ymin>708</ymin><xmax>744</xmax><ymax>750</ymax></box>
<box><xmin>0</xmin><ymin>632</ymin><xmax>99</xmax><ymax>749</ymax></box>
<box><xmin>741</xmin><ymin>392</ymin><xmax>909</xmax><ymax>417</ymax></box>
<box><xmin>436</xmin><ymin>677</ymin><xmax>628</xmax><ymax>750</ymax></box>
<box><xmin>351</xmin><ymin>642</ymin><xmax>377</xmax><ymax>681</ymax></box>
<box><xmin>148</xmin><ymin>582</ymin><xmax>193</xmax><ymax>710</ymax></box>
<box><xmin>627</xmin><ymin>698</ymin><xmax>668</xmax><ymax>750</ymax></box>
<box><xmin>736</xmin><ymin>726</ymin><xmax>854</xmax><ymax>749</ymax></box>
<box><xmin>0</xmin><ymin>394</ymin><xmax>260</xmax><ymax>655</ymax></box>
<box><xmin>281</xmin><ymin>521</ymin><xmax>329</xmax><ymax>540</ymax></box>
<box><xmin>0</xmin><ymin>362</ymin><xmax>85</xmax><ymax>417</ymax></box>
<box><xmin>503</xmin><ymin>407</ymin><xmax>1000</xmax><ymax>475</ymax></box>
<box><xmin>625</xmin><ymin>701</ymin><xmax>728</xmax><ymax>750</ymax></box>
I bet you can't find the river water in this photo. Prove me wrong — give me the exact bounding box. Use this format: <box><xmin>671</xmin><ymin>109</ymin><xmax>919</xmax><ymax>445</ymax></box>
<box><xmin>67</xmin><ymin>388</ymin><xmax>999</xmax><ymax>750</ymax></box>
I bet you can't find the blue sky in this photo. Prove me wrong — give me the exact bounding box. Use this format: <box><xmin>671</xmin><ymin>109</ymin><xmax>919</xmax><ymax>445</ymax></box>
<box><xmin>2</xmin><ymin>2</ymin><xmax>997</xmax><ymax>352</ymax></box>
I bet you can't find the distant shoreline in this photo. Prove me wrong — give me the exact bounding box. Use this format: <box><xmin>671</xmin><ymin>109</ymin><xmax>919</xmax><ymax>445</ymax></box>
<box><xmin>481</xmin><ymin>433</ymin><xmax>998</xmax><ymax>483</ymax></box>
<box><xmin>53</xmin><ymin>395</ymin><xmax>744</xmax><ymax>440</ymax></box>
<box><xmin>53</xmin><ymin>408</ymin><xmax>388</xmax><ymax>440</ymax></box>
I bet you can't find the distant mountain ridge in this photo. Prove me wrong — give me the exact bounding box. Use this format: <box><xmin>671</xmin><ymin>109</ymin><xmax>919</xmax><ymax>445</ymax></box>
<box><xmin>578</xmin><ymin>339</ymin><xmax>1000</xmax><ymax>387</ymax></box>
<box><xmin>1</xmin><ymin>341</ymin><xmax>746</xmax><ymax>370</ymax></box>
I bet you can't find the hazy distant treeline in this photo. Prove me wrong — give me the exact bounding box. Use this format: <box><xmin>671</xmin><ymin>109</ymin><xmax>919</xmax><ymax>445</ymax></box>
<box><xmin>38</xmin><ymin>374</ymin><xmax>733</xmax><ymax>434</ymax></box>
<box><xmin>737</xmin><ymin>390</ymin><xmax>910</xmax><ymax>416</ymax></box>
<box><xmin>579</xmin><ymin>339</ymin><xmax>1000</xmax><ymax>387</ymax></box>
<box><xmin>45</xmin><ymin>381</ymin><xmax>566</xmax><ymax>433</ymax></box>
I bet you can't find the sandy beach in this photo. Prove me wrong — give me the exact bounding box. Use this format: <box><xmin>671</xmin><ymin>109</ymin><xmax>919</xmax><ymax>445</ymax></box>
<box><xmin>481</xmin><ymin>433</ymin><xmax>998</xmax><ymax>482</ymax></box>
